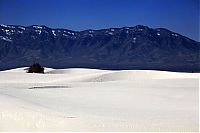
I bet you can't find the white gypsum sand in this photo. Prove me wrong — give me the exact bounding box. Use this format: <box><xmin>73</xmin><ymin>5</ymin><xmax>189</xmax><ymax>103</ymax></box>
<box><xmin>0</xmin><ymin>67</ymin><xmax>199</xmax><ymax>131</ymax></box>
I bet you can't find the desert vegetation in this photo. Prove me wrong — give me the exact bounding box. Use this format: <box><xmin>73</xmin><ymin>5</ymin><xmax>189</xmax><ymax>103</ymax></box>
<box><xmin>27</xmin><ymin>63</ymin><xmax>44</xmax><ymax>73</ymax></box>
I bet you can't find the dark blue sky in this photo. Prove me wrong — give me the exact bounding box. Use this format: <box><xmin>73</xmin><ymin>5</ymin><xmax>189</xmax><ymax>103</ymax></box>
<box><xmin>0</xmin><ymin>0</ymin><xmax>199</xmax><ymax>41</ymax></box>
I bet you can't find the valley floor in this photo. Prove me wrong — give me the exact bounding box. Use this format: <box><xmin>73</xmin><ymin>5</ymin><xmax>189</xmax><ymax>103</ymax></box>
<box><xmin>0</xmin><ymin>68</ymin><xmax>199</xmax><ymax>131</ymax></box>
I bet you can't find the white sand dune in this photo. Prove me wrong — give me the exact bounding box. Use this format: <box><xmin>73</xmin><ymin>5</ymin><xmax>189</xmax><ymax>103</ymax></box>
<box><xmin>0</xmin><ymin>68</ymin><xmax>199</xmax><ymax>131</ymax></box>
<box><xmin>1</xmin><ymin>68</ymin><xmax>198</xmax><ymax>83</ymax></box>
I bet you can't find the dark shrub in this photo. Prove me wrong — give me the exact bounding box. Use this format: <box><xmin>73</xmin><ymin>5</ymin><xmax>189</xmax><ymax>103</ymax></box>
<box><xmin>27</xmin><ymin>63</ymin><xmax>44</xmax><ymax>73</ymax></box>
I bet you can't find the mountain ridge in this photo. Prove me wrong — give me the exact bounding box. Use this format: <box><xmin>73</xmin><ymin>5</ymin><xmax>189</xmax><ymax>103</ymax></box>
<box><xmin>0</xmin><ymin>24</ymin><xmax>199</xmax><ymax>72</ymax></box>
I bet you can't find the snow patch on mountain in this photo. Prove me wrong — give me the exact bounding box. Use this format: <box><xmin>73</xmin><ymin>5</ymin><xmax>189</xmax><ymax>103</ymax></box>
<box><xmin>63</xmin><ymin>34</ymin><xmax>68</xmax><ymax>37</ymax></box>
<box><xmin>33</xmin><ymin>26</ymin><xmax>43</xmax><ymax>29</ymax></box>
<box><xmin>110</xmin><ymin>29</ymin><xmax>115</xmax><ymax>32</ymax></box>
<box><xmin>1</xmin><ymin>29</ymin><xmax>13</xmax><ymax>35</ymax></box>
<box><xmin>67</xmin><ymin>31</ymin><xmax>74</xmax><ymax>35</ymax></box>
<box><xmin>108</xmin><ymin>32</ymin><xmax>113</xmax><ymax>35</ymax></box>
<box><xmin>0</xmin><ymin>24</ymin><xmax>8</xmax><ymax>28</ymax></box>
<box><xmin>172</xmin><ymin>33</ymin><xmax>178</xmax><ymax>37</ymax></box>
<box><xmin>52</xmin><ymin>30</ymin><xmax>56</xmax><ymax>36</ymax></box>
<box><xmin>0</xmin><ymin>36</ymin><xmax>12</xmax><ymax>42</ymax></box>
<box><xmin>18</xmin><ymin>27</ymin><xmax>25</xmax><ymax>30</ymax></box>
<box><xmin>0</xmin><ymin>24</ymin><xmax>15</xmax><ymax>29</ymax></box>
<box><xmin>133</xmin><ymin>37</ymin><xmax>137</xmax><ymax>43</ymax></box>
<box><xmin>18</xmin><ymin>31</ymin><xmax>23</xmax><ymax>34</ymax></box>
<box><xmin>106</xmin><ymin>30</ymin><xmax>114</xmax><ymax>35</ymax></box>
<box><xmin>89</xmin><ymin>30</ymin><xmax>94</xmax><ymax>33</ymax></box>
<box><xmin>89</xmin><ymin>34</ymin><xmax>93</xmax><ymax>37</ymax></box>
<box><xmin>35</xmin><ymin>30</ymin><xmax>42</xmax><ymax>34</ymax></box>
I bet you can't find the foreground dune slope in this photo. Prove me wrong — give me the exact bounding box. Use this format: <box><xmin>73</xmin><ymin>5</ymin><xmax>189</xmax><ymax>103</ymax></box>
<box><xmin>0</xmin><ymin>68</ymin><xmax>199</xmax><ymax>131</ymax></box>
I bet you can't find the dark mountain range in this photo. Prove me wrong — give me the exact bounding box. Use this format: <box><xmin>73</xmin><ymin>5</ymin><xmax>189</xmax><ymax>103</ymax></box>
<box><xmin>0</xmin><ymin>24</ymin><xmax>199</xmax><ymax>72</ymax></box>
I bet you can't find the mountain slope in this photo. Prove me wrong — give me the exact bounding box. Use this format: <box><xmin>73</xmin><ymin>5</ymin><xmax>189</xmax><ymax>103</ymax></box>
<box><xmin>0</xmin><ymin>24</ymin><xmax>199</xmax><ymax>72</ymax></box>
